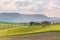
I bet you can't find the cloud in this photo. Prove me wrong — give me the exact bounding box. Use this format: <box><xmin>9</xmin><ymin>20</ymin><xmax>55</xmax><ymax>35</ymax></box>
<box><xmin>0</xmin><ymin>0</ymin><xmax>60</xmax><ymax>17</ymax></box>
<box><xmin>15</xmin><ymin>0</ymin><xmax>50</xmax><ymax>14</ymax></box>
<box><xmin>43</xmin><ymin>0</ymin><xmax>60</xmax><ymax>17</ymax></box>
<box><xmin>15</xmin><ymin>1</ymin><xmax>32</xmax><ymax>7</ymax></box>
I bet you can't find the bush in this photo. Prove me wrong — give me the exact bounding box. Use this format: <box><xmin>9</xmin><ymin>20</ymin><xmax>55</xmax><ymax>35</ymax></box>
<box><xmin>41</xmin><ymin>21</ymin><xmax>50</xmax><ymax>27</ymax></box>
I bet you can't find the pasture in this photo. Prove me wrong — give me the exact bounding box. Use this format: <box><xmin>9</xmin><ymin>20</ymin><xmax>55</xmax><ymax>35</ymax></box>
<box><xmin>0</xmin><ymin>23</ymin><xmax>60</xmax><ymax>36</ymax></box>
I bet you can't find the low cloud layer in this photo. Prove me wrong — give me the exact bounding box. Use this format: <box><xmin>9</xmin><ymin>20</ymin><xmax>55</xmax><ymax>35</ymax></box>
<box><xmin>0</xmin><ymin>0</ymin><xmax>60</xmax><ymax>17</ymax></box>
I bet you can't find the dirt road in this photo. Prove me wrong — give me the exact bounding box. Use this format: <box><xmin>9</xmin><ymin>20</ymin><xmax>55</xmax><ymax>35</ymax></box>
<box><xmin>0</xmin><ymin>32</ymin><xmax>60</xmax><ymax>40</ymax></box>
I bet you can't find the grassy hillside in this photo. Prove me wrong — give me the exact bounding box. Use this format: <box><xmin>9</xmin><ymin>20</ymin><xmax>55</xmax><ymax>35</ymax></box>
<box><xmin>0</xmin><ymin>24</ymin><xmax>60</xmax><ymax>36</ymax></box>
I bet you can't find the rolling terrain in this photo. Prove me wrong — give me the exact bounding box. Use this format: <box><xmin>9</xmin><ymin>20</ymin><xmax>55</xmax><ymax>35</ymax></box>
<box><xmin>0</xmin><ymin>13</ymin><xmax>60</xmax><ymax>23</ymax></box>
<box><xmin>0</xmin><ymin>13</ymin><xmax>60</xmax><ymax>40</ymax></box>
<box><xmin>0</xmin><ymin>23</ymin><xmax>60</xmax><ymax>36</ymax></box>
<box><xmin>0</xmin><ymin>23</ymin><xmax>59</xmax><ymax>40</ymax></box>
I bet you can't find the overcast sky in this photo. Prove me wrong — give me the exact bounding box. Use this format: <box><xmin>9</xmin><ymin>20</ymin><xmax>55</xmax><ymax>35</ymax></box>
<box><xmin>0</xmin><ymin>0</ymin><xmax>60</xmax><ymax>17</ymax></box>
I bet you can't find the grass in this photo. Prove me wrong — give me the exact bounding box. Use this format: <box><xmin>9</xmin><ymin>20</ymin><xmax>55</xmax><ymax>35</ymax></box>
<box><xmin>0</xmin><ymin>24</ymin><xmax>60</xmax><ymax>36</ymax></box>
<box><xmin>0</xmin><ymin>23</ymin><xmax>22</xmax><ymax>29</ymax></box>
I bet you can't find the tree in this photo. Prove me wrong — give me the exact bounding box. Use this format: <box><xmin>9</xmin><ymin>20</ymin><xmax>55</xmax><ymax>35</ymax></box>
<box><xmin>41</xmin><ymin>21</ymin><xmax>49</xmax><ymax>24</ymax></box>
<box><xmin>29</xmin><ymin>21</ymin><xmax>40</xmax><ymax>26</ymax></box>
<box><xmin>41</xmin><ymin>21</ymin><xmax>50</xmax><ymax>27</ymax></box>
<box><xmin>29</xmin><ymin>21</ymin><xmax>34</xmax><ymax>26</ymax></box>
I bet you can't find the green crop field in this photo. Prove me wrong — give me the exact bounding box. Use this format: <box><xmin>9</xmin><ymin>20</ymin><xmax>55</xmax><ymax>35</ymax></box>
<box><xmin>0</xmin><ymin>23</ymin><xmax>60</xmax><ymax>36</ymax></box>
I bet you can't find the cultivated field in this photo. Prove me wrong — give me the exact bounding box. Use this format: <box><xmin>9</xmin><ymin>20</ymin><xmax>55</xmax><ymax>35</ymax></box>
<box><xmin>0</xmin><ymin>23</ymin><xmax>60</xmax><ymax>40</ymax></box>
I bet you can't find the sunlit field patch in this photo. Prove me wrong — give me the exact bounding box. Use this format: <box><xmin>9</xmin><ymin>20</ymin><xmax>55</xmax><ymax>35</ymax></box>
<box><xmin>0</xmin><ymin>24</ymin><xmax>60</xmax><ymax>36</ymax></box>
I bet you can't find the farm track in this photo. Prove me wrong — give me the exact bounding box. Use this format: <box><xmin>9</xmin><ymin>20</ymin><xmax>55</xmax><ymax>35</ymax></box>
<box><xmin>0</xmin><ymin>32</ymin><xmax>60</xmax><ymax>40</ymax></box>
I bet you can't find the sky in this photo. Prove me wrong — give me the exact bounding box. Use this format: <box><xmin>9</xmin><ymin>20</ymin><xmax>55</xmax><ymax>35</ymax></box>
<box><xmin>0</xmin><ymin>0</ymin><xmax>60</xmax><ymax>17</ymax></box>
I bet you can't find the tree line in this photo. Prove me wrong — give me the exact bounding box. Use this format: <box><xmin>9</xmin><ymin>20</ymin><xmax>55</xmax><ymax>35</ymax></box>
<box><xmin>29</xmin><ymin>21</ymin><xmax>50</xmax><ymax>27</ymax></box>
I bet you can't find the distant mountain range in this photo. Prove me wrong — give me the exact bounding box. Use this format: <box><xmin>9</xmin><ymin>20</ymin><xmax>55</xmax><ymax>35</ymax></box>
<box><xmin>0</xmin><ymin>13</ymin><xmax>60</xmax><ymax>23</ymax></box>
